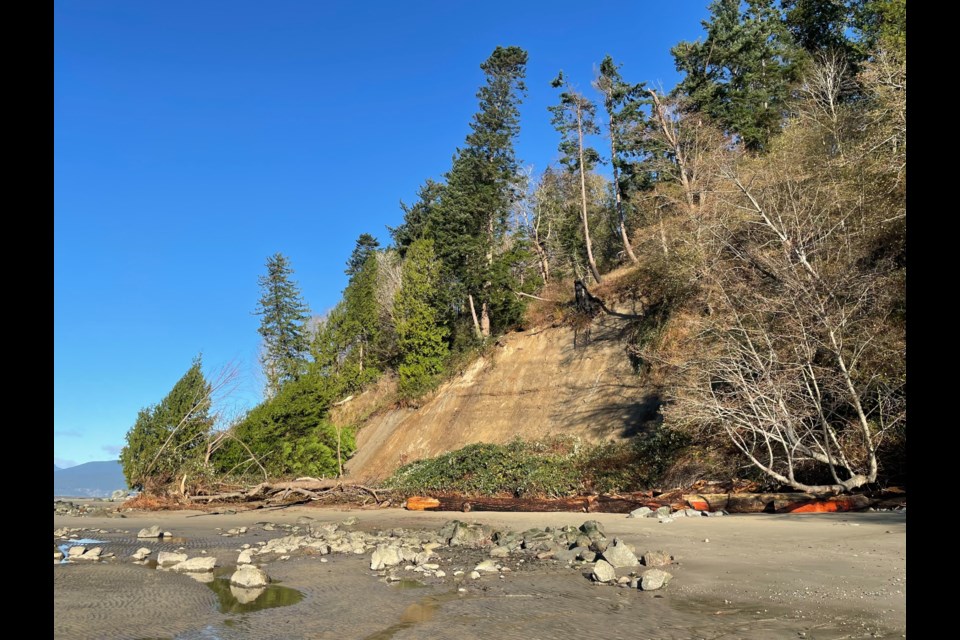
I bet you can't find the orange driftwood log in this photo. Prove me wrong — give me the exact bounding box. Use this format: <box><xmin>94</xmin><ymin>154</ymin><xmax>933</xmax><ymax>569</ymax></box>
<box><xmin>404</xmin><ymin>496</ymin><xmax>441</xmax><ymax>511</ymax></box>
<box><xmin>778</xmin><ymin>495</ymin><xmax>873</xmax><ymax>513</ymax></box>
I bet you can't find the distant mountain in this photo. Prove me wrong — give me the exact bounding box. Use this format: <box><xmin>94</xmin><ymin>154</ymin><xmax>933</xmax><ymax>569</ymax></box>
<box><xmin>54</xmin><ymin>460</ymin><xmax>127</xmax><ymax>498</ymax></box>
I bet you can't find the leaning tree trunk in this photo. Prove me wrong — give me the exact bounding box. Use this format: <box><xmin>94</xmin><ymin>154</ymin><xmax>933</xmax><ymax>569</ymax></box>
<box><xmin>609</xmin><ymin>126</ymin><xmax>638</xmax><ymax>264</ymax></box>
<box><xmin>577</xmin><ymin>105</ymin><xmax>602</xmax><ymax>284</ymax></box>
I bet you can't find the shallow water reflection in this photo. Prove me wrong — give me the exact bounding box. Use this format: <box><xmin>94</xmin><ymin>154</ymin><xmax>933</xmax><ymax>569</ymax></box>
<box><xmin>205</xmin><ymin>576</ymin><xmax>303</xmax><ymax>614</ymax></box>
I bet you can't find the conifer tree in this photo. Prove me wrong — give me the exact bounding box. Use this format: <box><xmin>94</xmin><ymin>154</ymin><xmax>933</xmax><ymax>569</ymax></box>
<box><xmin>120</xmin><ymin>356</ymin><xmax>213</xmax><ymax>490</ymax></box>
<box><xmin>254</xmin><ymin>253</ymin><xmax>311</xmax><ymax>398</ymax></box>
<box><xmin>394</xmin><ymin>239</ymin><xmax>448</xmax><ymax>398</ymax></box>
<box><xmin>429</xmin><ymin>46</ymin><xmax>528</xmax><ymax>338</ymax></box>
<box><xmin>671</xmin><ymin>0</ymin><xmax>800</xmax><ymax>150</ymax></box>
<box><xmin>345</xmin><ymin>233</ymin><xmax>380</xmax><ymax>277</ymax></box>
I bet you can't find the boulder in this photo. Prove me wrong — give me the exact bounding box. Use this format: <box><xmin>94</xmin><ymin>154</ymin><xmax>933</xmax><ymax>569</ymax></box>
<box><xmin>172</xmin><ymin>557</ymin><xmax>217</xmax><ymax>573</ymax></box>
<box><xmin>230</xmin><ymin>565</ymin><xmax>270</xmax><ymax>588</ymax></box>
<box><xmin>157</xmin><ymin>551</ymin><xmax>188</xmax><ymax>567</ymax></box>
<box><xmin>137</xmin><ymin>525</ymin><xmax>163</xmax><ymax>538</ymax></box>
<box><xmin>642</xmin><ymin>550</ymin><xmax>673</xmax><ymax>567</ymax></box>
<box><xmin>591</xmin><ymin>559</ymin><xmax>617</xmax><ymax>583</ymax></box>
<box><xmin>601</xmin><ymin>540</ymin><xmax>639</xmax><ymax>568</ymax></box>
<box><xmin>640</xmin><ymin>568</ymin><xmax>672</xmax><ymax>591</ymax></box>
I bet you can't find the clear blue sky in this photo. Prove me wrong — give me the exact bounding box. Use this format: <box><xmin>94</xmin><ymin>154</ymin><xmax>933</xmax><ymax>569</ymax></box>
<box><xmin>54</xmin><ymin>0</ymin><xmax>712</xmax><ymax>468</ymax></box>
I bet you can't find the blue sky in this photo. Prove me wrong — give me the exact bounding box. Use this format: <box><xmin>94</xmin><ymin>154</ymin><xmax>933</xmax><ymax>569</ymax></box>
<box><xmin>54</xmin><ymin>0</ymin><xmax>713</xmax><ymax>468</ymax></box>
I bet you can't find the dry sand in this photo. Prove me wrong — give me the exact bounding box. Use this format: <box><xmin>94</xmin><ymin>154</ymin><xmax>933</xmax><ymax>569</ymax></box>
<box><xmin>54</xmin><ymin>504</ymin><xmax>906</xmax><ymax>639</ymax></box>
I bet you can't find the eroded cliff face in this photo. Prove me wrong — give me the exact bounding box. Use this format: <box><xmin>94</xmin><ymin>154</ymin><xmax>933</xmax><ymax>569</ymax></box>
<box><xmin>339</xmin><ymin>311</ymin><xmax>658</xmax><ymax>483</ymax></box>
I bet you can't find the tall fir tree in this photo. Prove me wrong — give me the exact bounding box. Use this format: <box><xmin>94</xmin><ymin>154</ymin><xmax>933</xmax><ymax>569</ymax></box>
<box><xmin>428</xmin><ymin>46</ymin><xmax>528</xmax><ymax>338</ymax></box>
<box><xmin>254</xmin><ymin>253</ymin><xmax>311</xmax><ymax>398</ymax></box>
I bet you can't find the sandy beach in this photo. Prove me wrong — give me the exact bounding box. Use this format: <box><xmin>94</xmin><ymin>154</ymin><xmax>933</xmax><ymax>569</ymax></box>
<box><xmin>54</xmin><ymin>503</ymin><xmax>906</xmax><ymax>639</ymax></box>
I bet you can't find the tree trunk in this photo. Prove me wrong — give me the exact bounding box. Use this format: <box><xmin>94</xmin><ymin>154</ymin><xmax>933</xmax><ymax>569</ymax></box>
<box><xmin>609</xmin><ymin>125</ymin><xmax>638</xmax><ymax>263</ymax></box>
<box><xmin>577</xmin><ymin>103</ymin><xmax>603</xmax><ymax>284</ymax></box>
<box><xmin>468</xmin><ymin>294</ymin><xmax>483</xmax><ymax>339</ymax></box>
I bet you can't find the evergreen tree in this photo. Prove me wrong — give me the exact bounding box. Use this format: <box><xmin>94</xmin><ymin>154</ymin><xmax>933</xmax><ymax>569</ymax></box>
<box><xmin>782</xmin><ymin>0</ymin><xmax>857</xmax><ymax>58</ymax></box>
<box><xmin>345</xmin><ymin>233</ymin><xmax>380</xmax><ymax>276</ymax></box>
<box><xmin>594</xmin><ymin>56</ymin><xmax>648</xmax><ymax>264</ymax></box>
<box><xmin>549</xmin><ymin>71</ymin><xmax>603</xmax><ymax>283</ymax></box>
<box><xmin>389</xmin><ymin>179</ymin><xmax>445</xmax><ymax>257</ymax></box>
<box><xmin>672</xmin><ymin>0</ymin><xmax>801</xmax><ymax>150</ymax></box>
<box><xmin>254</xmin><ymin>253</ymin><xmax>311</xmax><ymax>398</ymax></box>
<box><xmin>120</xmin><ymin>356</ymin><xmax>213</xmax><ymax>491</ymax></box>
<box><xmin>395</xmin><ymin>239</ymin><xmax>449</xmax><ymax>398</ymax></box>
<box><xmin>428</xmin><ymin>46</ymin><xmax>528</xmax><ymax>338</ymax></box>
<box><xmin>222</xmin><ymin>373</ymin><xmax>354</xmax><ymax>478</ymax></box>
<box><xmin>339</xmin><ymin>252</ymin><xmax>382</xmax><ymax>384</ymax></box>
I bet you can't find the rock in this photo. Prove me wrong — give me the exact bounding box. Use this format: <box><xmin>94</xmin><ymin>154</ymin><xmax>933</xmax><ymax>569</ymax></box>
<box><xmin>642</xmin><ymin>550</ymin><xmax>673</xmax><ymax>567</ymax></box>
<box><xmin>370</xmin><ymin>544</ymin><xmax>403</xmax><ymax>571</ymax></box>
<box><xmin>237</xmin><ymin>549</ymin><xmax>255</xmax><ymax>565</ymax></box>
<box><xmin>341</xmin><ymin>516</ymin><xmax>359</xmax><ymax>526</ymax></box>
<box><xmin>591</xmin><ymin>559</ymin><xmax>617</xmax><ymax>583</ymax></box>
<box><xmin>601</xmin><ymin>540</ymin><xmax>639</xmax><ymax>568</ymax></box>
<box><xmin>448</xmin><ymin>522</ymin><xmax>493</xmax><ymax>548</ymax></box>
<box><xmin>627</xmin><ymin>507</ymin><xmax>653</xmax><ymax>518</ymax></box>
<box><xmin>131</xmin><ymin>548</ymin><xmax>152</xmax><ymax>561</ymax></box>
<box><xmin>553</xmin><ymin>548</ymin><xmax>579</xmax><ymax>563</ymax></box>
<box><xmin>137</xmin><ymin>525</ymin><xmax>163</xmax><ymax>538</ymax></box>
<box><xmin>705</xmin><ymin>510</ymin><xmax>727</xmax><ymax>517</ymax></box>
<box><xmin>588</xmin><ymin>536</ymin><xmax>609</xmax><ymax>554</ymax></box>
<box><xmin>474</xmin><ymin>560</ymin><xmax>499</xmax><ymax>573</ymax></box>
<box><xmin>489</xmin><ymin>545</ymin><xmax>511</xmax><ymax>558</ymax></box>
<box><xmin>574</xmin><ymin>547</ymin><xmax>596</xmax><ymax>562</ymax></box>
<box><xmin>54</xmin><ymin>550</ymin><xmax>64</xmax><ymax>562</ymax></box>
<box><xmin>157</xmin><ymin>551</ymin><xmax>188</xmax><ymax>567</ymax></box>
<box><xmin>67</xmin><ymin>546</ymin><xmax>86</xmax><ymax>558</ymax></box>
<box><xmin>640</xmin><ymin>568</ymin><xmax>672</xmax><ymax>591</ymax></box>
<box><xmin>172</xmin><ymin>557</ymin><xmax>217</xmax><ymax>573</ymax></box>
<box><xmin>655</xmin><ymin>506</ymin><xmax>672</xmax><ymax>517</ymax></box>
<box><xmin>111</xmin><ymin>489</ymin><xmax>127</xmax><ymax>501</ymax></box>
<box><xmin>579</xmin><ymin>520</ymin><xmax>605</xmax><ymax>537</ymax></box>
<box><xmin>469</xmin><ymin>571</ymin><xmax>481</xmax><ymax>580</ymax></box>
<box><xmin>230</xmin><ymin>565</ymin><xmax>270</xmax><ymax>588</ymax></box>
<box><xmin>76</xmin><ymin>547</ymin><xmax>102</xmax><ymax>560</ymax></box>
<box><xmin>434</xmin><ymin>570</ymin><xmax>446</xmax><ymax>578</ymax></box>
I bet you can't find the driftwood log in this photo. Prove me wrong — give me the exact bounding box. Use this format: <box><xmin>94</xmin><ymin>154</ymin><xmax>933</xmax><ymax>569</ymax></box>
<box><xmin>403</xmin><ymin>492</ymin><xmax>888</xmax><ymax>514</ymax></box>
<box><xmin>189</xmin><ymin>479</ymin><xmax>390</xmax><ymax>506</ymax></box>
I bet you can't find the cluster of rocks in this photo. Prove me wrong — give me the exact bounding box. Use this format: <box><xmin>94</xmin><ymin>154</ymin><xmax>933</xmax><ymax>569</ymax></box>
<box><xmin>55</xmin><ymin>513</ymin><xmax>678</xmax><ymax>594</ymax></box>
<box><xmin>54</xmin><ymin>500</ymin><xmax>124</xmax><ymax>518</ymax></box>
<box><xmin>627</xmin><ymin>506</ymin><xmax>727</xmax><ymax>523</ymax></box>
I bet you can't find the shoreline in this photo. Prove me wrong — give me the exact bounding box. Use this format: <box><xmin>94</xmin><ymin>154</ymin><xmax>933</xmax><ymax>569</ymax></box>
<box><xmin>55</xmin><ymin>504</ymin><xmax>906</xmax><ymax>639</ymax></box>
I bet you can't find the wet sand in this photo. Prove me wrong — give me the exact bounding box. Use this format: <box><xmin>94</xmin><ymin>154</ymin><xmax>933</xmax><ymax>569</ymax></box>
<box><xmin>54</xmin><ymin>504</ymin><xmax>906</xmax><ymax>639</ymax></box>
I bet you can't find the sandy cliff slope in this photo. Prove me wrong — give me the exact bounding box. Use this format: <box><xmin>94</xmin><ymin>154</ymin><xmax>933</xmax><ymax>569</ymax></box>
<box><xmin>340</xmin><ymin>311</ymin><xmax>659</xmax><ymax>482</ymax></box>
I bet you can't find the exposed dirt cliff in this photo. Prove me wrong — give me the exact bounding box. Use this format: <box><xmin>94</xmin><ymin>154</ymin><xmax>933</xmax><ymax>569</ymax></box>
<box><xmin>337</xmin><ymin>304</ymin><xmax>659</xmax><ymax>483</ymax></box>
